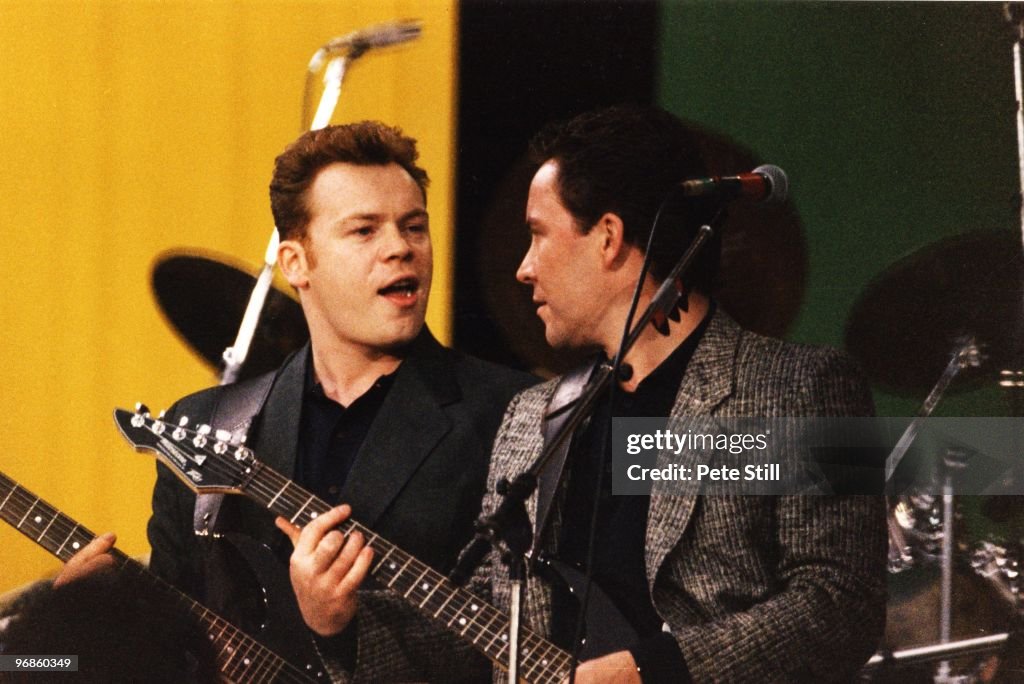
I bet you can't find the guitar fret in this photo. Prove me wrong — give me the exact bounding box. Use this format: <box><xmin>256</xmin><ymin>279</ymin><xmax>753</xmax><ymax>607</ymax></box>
<box><xmin>521</xmin><ymin>635</ymin><xmax>548</xmax><ymax>680</ymax></box>
<box><xmin>2</xmin><ymin>458</ymin><xmax>316</xmax><ymax>684</ymax></box>
<box><xmin>290</xmin><ymin>495</ymin><xmax>315</xmax><ymax>523</ymax></box>
<box><xmin>385</xmin><ymin>556</ymin><xmax>413</xmax><ymax>588</ymax></box>
<box><xmin>371</xmin><ymin>545</ymin><xmax>395</xmax><ymax>572</ymax></box>
<box><xmin>16</xmin><ymin>497</ymin><xmax>39</xmax><ymax>530</ymax></box>
<box><xmin>484</xmin><ymin>622</ymin><xmax>509</xmax><ymax>658</ymax></box>
<box><xmin>266</xmin><ymin>481</ymin><xmax>290</xmax><ymax>509</ymax></box>
<box><xmin>474</xmin><ymin>609</ymin><xmax>500</xmax><ymax>652</ymax></box>
<box><xmin>55</xmin><ymin>523</ymin><xmax>81</xmax><ymax>560</ymax></box>
<box><xmin>228</xmin><ymin>636</ymin><xmax>255</xmax><ymax>680</ymax></box>
<box><xmin>402</xmin><ymin>565</ymin><xmax>431</xmax><ymax>599</ymax></box>
<box><xmin>0</xmin><ymin>483</ymin><xmax>16</xmax><ymax>511</ymax></box>
<box><xmin>36</xmin><ymin>510</ymin><xmax>58</xmax><ymax>543</ymax></box>
<box><xmin>417</xmin><ymin>572</ymin><xmax>445</xmax><ymax>608</ymax></box>
<box><xmin>431</xmin><ymin>585</ymin><xmax>457</xmax><ymax>619</ymax></box>
<box><xmin>115</xmin><ymin>407</ymin><xmax>591</xmax><ymax>683</ymax></box>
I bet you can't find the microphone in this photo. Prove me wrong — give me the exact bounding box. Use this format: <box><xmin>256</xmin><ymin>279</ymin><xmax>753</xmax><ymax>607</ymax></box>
<box><xmin>679</xmin><ymin>164</ymin><xmax>788</xmax><ymax>204</ymax></box>
<box><xmin>308</xmin><ymin>19</ymin><xmax>422</xmax><ymax>71</ymax></box>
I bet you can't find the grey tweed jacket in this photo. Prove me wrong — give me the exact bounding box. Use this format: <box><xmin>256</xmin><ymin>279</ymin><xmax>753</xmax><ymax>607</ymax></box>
<box><xmin>350</xmin><ymin>310</ymin><xmax>887</xmax><ymax>683</ymax></box>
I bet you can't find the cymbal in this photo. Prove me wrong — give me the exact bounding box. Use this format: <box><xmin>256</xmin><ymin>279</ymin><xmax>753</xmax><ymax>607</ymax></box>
<box><xmin>845</xmin><ymin>229</ymin><xmax>1024</xmax><ymax>396</ymax></box>
<box><xmin>152</xmin><ymin>251</ymin><xmax>309</xmax><ymax>381</ymax></box>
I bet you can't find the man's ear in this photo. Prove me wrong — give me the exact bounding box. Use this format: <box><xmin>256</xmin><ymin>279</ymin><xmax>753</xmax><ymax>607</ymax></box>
<box><xmin>595</xmin><ymin>212</ymin><xmax>628</xmax><ymax>268</ymax></box>
<box><xmin>278</xmin><ymin>239</ymin><xmax>310</xmax><ymax>289</ymax></box>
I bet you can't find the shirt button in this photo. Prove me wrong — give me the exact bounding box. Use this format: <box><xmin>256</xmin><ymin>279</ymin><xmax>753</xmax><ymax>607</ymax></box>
<box><xmin>328</xmin><ymin>485</ymin><xmax>339</xmax><ymax>495</ymax></box>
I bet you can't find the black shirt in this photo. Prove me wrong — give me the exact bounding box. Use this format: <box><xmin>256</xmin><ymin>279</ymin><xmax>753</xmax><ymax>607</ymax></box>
<box><xmin>553</xmin><ymin>306</ymin><xmax>712</xmax><ymax>683</ymax></box>
<box><xmin>294</xmin><ymin>353</ymin><xmax>396</xmax><ymax>504</ymax></box>
<box><xmin>291</xmin><ymin>352</ymin><xmax>397</xmax><ymax>667</ymax></box>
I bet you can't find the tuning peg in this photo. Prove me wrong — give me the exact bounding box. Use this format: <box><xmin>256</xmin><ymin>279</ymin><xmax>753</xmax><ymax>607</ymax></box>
<box><xmin>193</xmin><ymin>424</ymin><xmax>210</xmax><ymax>448</ymax></box>
<box><xmin>172</xmin><ymin>417</ymin><xmax>189</xmax><ymax>441</ymax></box>
<box><xmin>135</xmin><ymin>402</ymin><xmax>151</xmax><ymax>416</ymax></box>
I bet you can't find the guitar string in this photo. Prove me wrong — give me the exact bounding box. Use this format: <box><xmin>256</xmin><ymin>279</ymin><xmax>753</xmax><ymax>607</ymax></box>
<box><xmin>0</xmin><ymin>477</ymin><xmax>316</xmax><ymax>684</ymax></box>
<box><xmin>132</xmin><ymin>416</ymin><xmax>574</xmax><ymax>681</ymax></box>
<box><xmin>0</xmin><ymin>480</ymin><xmax>317</xmax><ymax>684</ymax></box>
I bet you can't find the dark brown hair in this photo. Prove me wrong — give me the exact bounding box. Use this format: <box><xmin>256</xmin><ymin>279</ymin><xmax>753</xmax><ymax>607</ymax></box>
<box><xmin>529</xmin><ymin>104</ymin><xmax>720</xmax><ymax>292</ymax></box>
<box><xmin>270</xmin><ymin>121</ymin><xmax>429</xmax><ymax>241</ymax></box>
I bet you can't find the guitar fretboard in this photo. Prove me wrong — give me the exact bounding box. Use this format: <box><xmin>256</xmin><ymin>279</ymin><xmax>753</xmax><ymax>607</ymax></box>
<box><xmin>0</xmin><ymin>471</ymin><xmax>316</xmax><ymax>684</ymax></box>
<box><xmin>245</xmin><ymin>463</ymin><xmax>575</xmax><ymax>683</ymax></box>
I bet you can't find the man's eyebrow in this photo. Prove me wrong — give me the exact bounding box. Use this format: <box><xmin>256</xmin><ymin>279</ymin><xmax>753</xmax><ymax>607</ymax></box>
<box><xmin>339</xmin><ymin>209</ymin><xmax>429</xmax><ymax>223</ymax></box>
<box><xmin>400</xmin><ymin>209</ymin><xmax>429</xmax><ymax>222</ymax></box>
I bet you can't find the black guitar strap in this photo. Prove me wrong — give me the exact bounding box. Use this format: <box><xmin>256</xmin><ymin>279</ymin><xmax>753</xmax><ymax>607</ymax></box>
<box><xmin>193</xmin><ymin>371</ymin><xmax>276</xmax><ymax>536</ymax></box>
<box><xmin>531</xmin><ymin>356</ymin><xmax>601</xmax><ymax>560</ymax></box>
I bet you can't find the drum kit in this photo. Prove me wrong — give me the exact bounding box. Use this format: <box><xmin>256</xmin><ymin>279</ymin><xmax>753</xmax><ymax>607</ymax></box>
<box><xmin>848</xmin><ymin>228</ymin><xmax>1024</xmax><ymax>682</ymax></box>
<box><xmin>143</xmin><ymin>11</ymin><xmax>1024</xmax><ymax>684</ymax></box>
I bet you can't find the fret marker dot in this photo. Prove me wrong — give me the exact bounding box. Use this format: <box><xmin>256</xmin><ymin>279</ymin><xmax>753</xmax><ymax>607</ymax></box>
<box><xmin>389</xmin><ymin>562</ymin><xmax>397</xmax><ymax>570</ymax></box>
<box><xmin>226</xmin><ymin>647</ymin><xmax>233</xmax><ymax>653</ymax></box>
<box><xmin>72</xmin><ymin>542</ymin><xmax>80</xmax><ymax>550</ymax></box>
<box><xmin>209</xmin><ymin>635</ymin><xmax>214</xmax><ymax>640</ymax></box>
<box><xmin>34</xmin><ymin>516</ymin><xmax>42</xmax><ymax>523</ymax></box>
<box><xmin>421</xmin><ymin>582</ymin><xmax>430</xmax><ymax>591</ymax></box>
<box><xmin>471</xmin><ymin>603</ymin><xmax>479</xmax><ymax>611</ymax></box>
<box><xmin>501</xmin><ymin>635</ymin><xmax>508</xmax><ymax>641</ymax></box>
<box><xmin>522</xmin><ymin>647</ymin><xmax>529</xmax><ymax>655</ymax></box>
<box><xmin>310</xmin><ymin>512</ymin><xmax>317</xmax><ymax>519</ymax></box>
<box><xmin>459</xmin><ymin>618</ymin><xmax>467</xmax><ymax>626</ymax></box>
<box><xmin>243</xmin><ymin>659</ymin><xmax>251</xmax><ymax>666</ymax></box>
<box><xmin>542</xmin><ymin>659</ymin><xmax>549</xmax><ymax>666</ymax></box>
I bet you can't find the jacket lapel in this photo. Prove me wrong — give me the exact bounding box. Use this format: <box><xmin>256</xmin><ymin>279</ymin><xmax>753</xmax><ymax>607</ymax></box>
<box><xmin>341</xmin><ymin>330</ymin><xmax>457</xmax><ymax>528</ymax></box>
<box><xmin>252</xmin><ymin>343</ymin><xmax>307</xmax><ymax>479</ymax></box>
<box><xmin>645</xmin><ymin>310</ymin><xmax>742</xmax><ymax>581</ymax></box>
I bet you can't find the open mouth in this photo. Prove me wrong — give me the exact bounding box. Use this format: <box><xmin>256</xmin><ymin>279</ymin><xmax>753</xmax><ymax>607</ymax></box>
<box><xmin>378</xmin><ymin>277</ymin><xmax>420</xmax><ymax>301</ymax></box>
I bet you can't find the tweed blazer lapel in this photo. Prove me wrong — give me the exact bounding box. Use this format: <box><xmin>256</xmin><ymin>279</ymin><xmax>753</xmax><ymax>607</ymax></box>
<box><xmin>645</xmin><ymin>310</ymin><xmax>741</xmax><ymax>582</ymax></box>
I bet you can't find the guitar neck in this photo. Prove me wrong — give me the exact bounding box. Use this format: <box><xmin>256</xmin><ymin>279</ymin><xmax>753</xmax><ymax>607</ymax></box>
<box><xmin>0</xmin><ymin>471</ymin><xmax>314</xmax><ymax>684</ymax></box>
<box><xmin>244</xmin><ymin>465</ymin><xmax>574</xmax><ymax>683</ymax></box>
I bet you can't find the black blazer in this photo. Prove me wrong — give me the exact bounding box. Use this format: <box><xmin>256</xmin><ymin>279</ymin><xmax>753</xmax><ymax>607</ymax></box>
<box><xmin>146</xmin><ymin>329</ymin><xmax>535</xmax><ymax>662</ymax></box>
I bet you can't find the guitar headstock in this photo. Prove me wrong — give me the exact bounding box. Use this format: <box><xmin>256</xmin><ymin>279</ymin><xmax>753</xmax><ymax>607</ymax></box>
<box><xmin>112</xmin><ymin>405</ymin><xmax>257</xmax><ymax>495</ymax></box>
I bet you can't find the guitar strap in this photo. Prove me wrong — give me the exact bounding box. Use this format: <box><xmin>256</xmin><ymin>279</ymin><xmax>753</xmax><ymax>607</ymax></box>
<box><xmin>193</xmin><ymin>370</ymin><xmax>276</xmax><ymax>536</ymax></box>
<box><xmin>531</xmin><ymin>356</ymin><xmax>601</xmax><ymax>560</ymax></box>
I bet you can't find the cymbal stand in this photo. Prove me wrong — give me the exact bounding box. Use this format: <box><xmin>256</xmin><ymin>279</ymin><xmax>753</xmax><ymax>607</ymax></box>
<box><xmin>885</xmin><ymin>341</ymin><xmax>980</xmax><ymax>573</ymax></box>
<box><xmin>219</xmin><ymin>47</ymin><xmax>346</xmax><ymax>385</ymax></box>
<box><xmin>934</xmin><ymin>448</ymin><xmax>969</xmax><ymax>683</ymax></box>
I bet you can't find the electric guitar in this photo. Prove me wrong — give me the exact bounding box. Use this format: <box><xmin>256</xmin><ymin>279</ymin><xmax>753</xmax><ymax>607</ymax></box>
<box><xmin>0</xmin><ymin>469</ymin><xmax>320</xmax><ymax>684</ymax></box>
<box><xmin>114</xmin><ymin>406</ymin><xmax>639</xmax><ymax>683</ymax></box>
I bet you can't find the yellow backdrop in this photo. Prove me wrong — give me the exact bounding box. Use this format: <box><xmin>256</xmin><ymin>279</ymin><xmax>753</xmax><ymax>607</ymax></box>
<box><xmin>0</xmin><ymin>0</ymin><xmax>457</xmax><ymax>593</ymax></box>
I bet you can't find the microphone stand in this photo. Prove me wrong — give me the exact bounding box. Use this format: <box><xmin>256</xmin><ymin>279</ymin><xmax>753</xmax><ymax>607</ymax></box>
<box><xmin>449</xmin><ymin>218</ymin><xmax>722</xmax><ymax>682</ymax></box>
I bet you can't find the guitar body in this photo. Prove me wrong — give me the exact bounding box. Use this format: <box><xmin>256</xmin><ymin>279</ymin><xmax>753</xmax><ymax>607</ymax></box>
<box><xmin>200</xmin><ymin>531</ymin><xmax>325</xmax><ymax>675</ymax></box>
<box><xmin>534</xmin><ymin>555</ymin><xmax>641</xmax><ymax>662</ymax></box>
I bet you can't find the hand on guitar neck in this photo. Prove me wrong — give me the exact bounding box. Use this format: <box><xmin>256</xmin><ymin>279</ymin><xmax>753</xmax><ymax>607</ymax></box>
<box><xmin>275</xmin><ymin>504</ymin><xmax>375</xmax><ymax>637</ymax></box>
<box><xmin>53</xmin><ymin>532</ymin><xmax>118</xmax><ymax>588</ymax></box>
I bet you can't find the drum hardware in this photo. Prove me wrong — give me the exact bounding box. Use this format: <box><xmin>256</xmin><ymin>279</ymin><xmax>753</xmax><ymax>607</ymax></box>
<box><xmin>219</xmin><ymin>21</ymin><xmax>420</xmax><ymax>385</ymax></box>
<box><xmin>884</xmin><ymin>341</ymin><xmax>980</xmax><ymax>576</ymax></box>
<box><xmin>150</xmin><ymin>22</ymin><xmax>421</xmax><ymax>382</ymax></box>
<box><xmin>998</xmin><ymin>370</ymin><xmax>1024</xmax><ymax>389</ymax></box>
<box><xmin>936</xmin><ymin>449</ymin><xmax>972</xmax><ymax>681</ymax></box>
<box><xmin>970</xmin><ymin>541</ymin><xmax>1021</xmax><ymax>608</ymax></box>
<box><xmin>862</xmin><ymin>632</ymin><xmax>1009</xmax><ymax>672</ymax></box>
<box><xmin>151</xmin><ymin>251</ymin><xmax>308</xmax><ymax>381</ymax></box>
